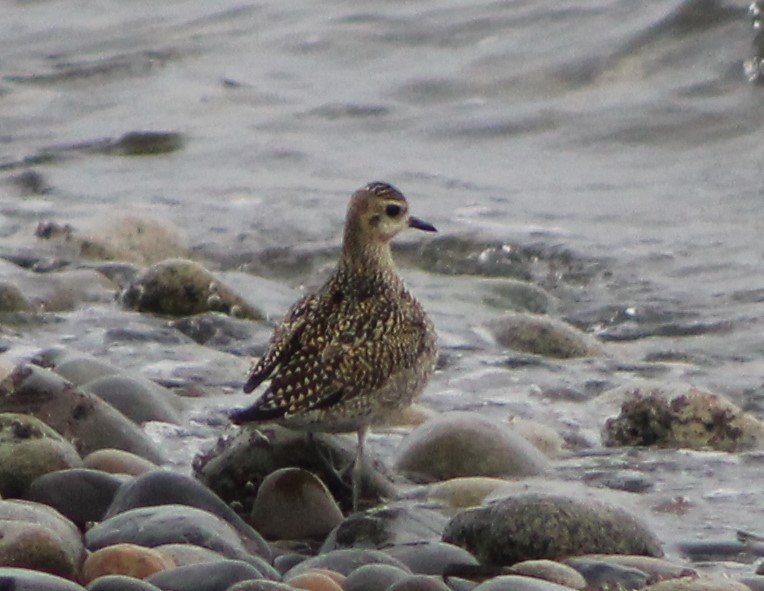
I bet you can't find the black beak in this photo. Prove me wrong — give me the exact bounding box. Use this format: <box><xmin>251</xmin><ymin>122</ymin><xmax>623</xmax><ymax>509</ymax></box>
<box><xmin>408</xmin><ymin>216</ymin><xmax>437</xmax><ymax>232</ymax></box>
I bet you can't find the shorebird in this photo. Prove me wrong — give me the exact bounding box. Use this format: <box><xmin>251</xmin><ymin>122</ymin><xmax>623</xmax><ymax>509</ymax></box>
<box><xmin>230</xmin><ymin>181</ymin><xmax>438</xmax><ymax>511</ymax></box>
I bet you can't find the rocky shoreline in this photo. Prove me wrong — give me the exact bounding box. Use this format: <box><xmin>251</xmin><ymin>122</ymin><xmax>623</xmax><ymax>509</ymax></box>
<box><xmin>1</xmin><ymin>224</ymin><xmax>764</xmax><ymax>590</ymax></box>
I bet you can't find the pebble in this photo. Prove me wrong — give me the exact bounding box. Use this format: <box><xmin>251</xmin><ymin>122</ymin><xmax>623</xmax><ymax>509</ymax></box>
<box><xmin>120</xmin><ymin>258</ymin><xmax>263</xmax><ymax>319</ymax></box>
<box><xmin>569</xmin><ymin>555</ymin><xmax>697</xmax><ymax>584</ymax></box>
<box><xmin>0</xmin><ymin>364</ymin><xmax>164</xmax><ymax>463</ymax></box>
<box><xmin>394</xmin><ymin>412</ymin><xmax>550</xmax><ymax>483</ymax></box>
<box><xmin>425</xmin><ymin>477</ymin><xmax>521</xmax><ymax>510</ymax></box>
<box><xmin>442</xmin><ymin>494</ymin><xmax>663</xmax><ymax>565</ymax></box>
<box><xmin>83</xmin><ymin>449</ymin><xmax>159</xmax><ymax>476</ymax></box>
<box><xmin>285</xmin><ymin>571</ymin><xmax>344</xmax><ymax>591</ymax></box>
<box><xmin>86</xmin><ymin>574</ymin><xmax>164</xmax><ymax>591</ymax></box>
<box><xmin>25</xmin><ymin>468</ymin><xmax>124</xmax><ymax>528</ymax></box>
<box><xmin>321</xmin><ymin>502</ymin><xmax>448</xmax><ymax>551</ymax></box>
<box><xmin>342</xmin><ymin>563</ymin><xmax>411</xmax><ymax>591</ymax></box>
<box><xmin>227</xmin><ymin>581</ymin><xmax>296</xmax><ymax>591</ymax></box>
<box><xmin>104</xmin><ymin>469</ymin><xmax>271</xmax><ymax>561</ymax></box>
<box><xmin>0</xmin><ymin>567</ymin><xmax>87</xmax><ymax>591</ymax></box>
<box><xmin>53</xmin><ymin>356</ymin><xmax>123</xmax><ymax>385</ymax></box>
<box><xmin>0</xmin><ymin>499</ymin><xmax>86</xmax><ymax>580</ymax></box>
<box><xmin>642</xmin><ymin>578</ymin><xmax>751</xmax><ymax>590</ymax></box>
<box><xmin>505</xmin><ymin>417</ymin><xmax>565</xmax><ymax>458</ymax></box>
<box><xmin>145</xmin><ymin>559</ymin><xmax>268</xmax><ymax>591</ymax></box>
<box><xmin>509</xmin><ymin>560</ymin><xmax>586</xmax><ymax>589</ymax></box>
<box><xmin>385</xmin><ymin>542</ymin><xmax>479</xmax><ymax>576</ymax></box>
<box><xmin>485</xmin><ymin>312</ymin><xmax>604</xmax><ymax>359</ymax></box>
<box><xmin>250</xmin><ymin>468</ymin><xmax>343</xmax><ymax>540</ymax></box>
<box><xmin>564</xmin><ymin>557</ymin><xmax>649</xmax><ymax>590</ymax></box>
<box><xmin>0</xmin><ymin>412</ymin><xmax>83</xmax><ymax>497</ymax></box>
<box><xmin>86</xmin><ymin>504</ymin><xmax>268</xmax><ymax>563</ymax></box>
<box><xmin>285</xmin><ymin>549</ymin><xmax>410</xmax><ymax>578</ymax></box>
<box><xmin>82</xmin><ymin>543</ymin><xmax>176</xmax><ymax>582</ymax></box>
<box><xmin>386</xmin><ymin>574</ymin><xmax>452</xmax><ymax>591</ymax></box>
<box><xmin>154</xmin><ymin>544</ymin><xmax>227</xmax><ymax>567</ymax></box>
<box><xmin>471</xmin><ymin>575</ymin><xmax>579</xmax><ymax>590</ymax></box>
<box><xmin>81</xmin><ymin>374</ymin><xmax>184</xmax><ymax>425</ymax></box>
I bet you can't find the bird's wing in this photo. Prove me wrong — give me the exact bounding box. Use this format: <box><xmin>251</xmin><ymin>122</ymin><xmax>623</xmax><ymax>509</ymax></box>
<box><xmin>246</xmin><ymin>295</ymin><xmax>431</xmax><ymax>420</ymax></box>
<box><xmin>242</xmin><ymin>293</ymin><xmax>313</xmax><ymax>394</ymax></box>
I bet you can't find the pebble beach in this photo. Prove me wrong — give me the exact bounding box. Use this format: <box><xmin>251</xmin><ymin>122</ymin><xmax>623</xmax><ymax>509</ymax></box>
<box><xmin>2</xmin><ymin>1</ymin><xmax>764</xmax><ymax>590</ymax></box>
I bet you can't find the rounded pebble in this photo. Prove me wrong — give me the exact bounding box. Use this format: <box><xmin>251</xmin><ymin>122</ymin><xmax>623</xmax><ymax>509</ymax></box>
<box><xmin>394</xmin><ymin>412</ymin><xmax>550</xmax><ymax>483</ymax></box>
<box><xmin>83</xmin><ymin>449</ymin><xmax>159</xmax><ymax>476</ymax></box>
<box><xmin>386</xmin><ymin>574</ymin><xmax>452</xmax><ymax>591</ymax></box>
<box><xmin>81</xmin><ymin>374</ymin><xmax>183</xmax><ymax>425</ymax></box>
<box><xmin>286</xmin><ymin>549</ymin><xmax>410</xmax><ymax>578</ymax></box>
<box><xmin>472</xmin><ymin>575</ymin><xmax>579</xmax><ymax>590</ymax></box>
<box><xmin>342</xmin><ymin>563</ymin><xmax>411</xmax><ymax>591</ymax></box>
<box><xmin>25</xmin><ymin>468</ymin><xmax>124</xmax><ymax>528</ymax></box>
<box><xmin>286</xmin><ymin>571</ymin><xmax>344</xmax><ymax>591</ymax></box>
<box><xmin>82</xmin><ymin>543</ymin><xmax>175</xmax><ymax>582</ymax></box>
<box><xmin>251</xmin><ymin>468</ymin><xmax>342</xmax><ymax>540</ymax></box>
<box><xmin>146</xmin><ymin>559</ymin><xmax>267</xmax><ymax>591</ymax></box>
<box><xmin>0</xmin><ymin>567</ymin><xmax>87</xmax><ymax>590</ymax></box>
<box><xmin>0</xmin><ymin>413</ymin><xmax>83</xmax><ymax>497</ymax></box>
<box><xmin>86</xmin><ymin>574</ymin><xmax>164</xmax><ymax>591</ymax></box>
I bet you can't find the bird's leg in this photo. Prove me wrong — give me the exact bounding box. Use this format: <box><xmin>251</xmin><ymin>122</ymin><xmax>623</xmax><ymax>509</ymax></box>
<box><xmin>352</xmin><ymin>425</ymin><xmax>368</xmax><ymax>512</ymax></box>
<box><xmin>306</xmin><ymin>432</ymin><xmax>352</xmax><ymax>497</ymax></box>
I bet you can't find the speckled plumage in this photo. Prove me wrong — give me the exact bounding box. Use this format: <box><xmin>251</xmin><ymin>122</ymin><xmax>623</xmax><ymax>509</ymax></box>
<box><xmin>230</xmin><ymin>181</ymin><xmax>437</xmax><ymax>509</ymax></box>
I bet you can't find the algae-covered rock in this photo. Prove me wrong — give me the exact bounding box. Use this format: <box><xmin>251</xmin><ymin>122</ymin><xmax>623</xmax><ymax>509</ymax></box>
<box><xmin>0</xmin><ymin>413</ymin><xmax>82</xmax><ymax>497</ymax></box>
<box><xmin>120</xmin><ymin>258</ymin><xmax>263</xmax><ymax>319</ymax></box>
<box><xmin>602</xmin><ymin>385</ymin><xmax>764</xmax><ymax>452</ymax></box>
<box><xmin>487</xmin><ymin>313</ymin><xmax>604</xmax><ymax>359</ymax></box>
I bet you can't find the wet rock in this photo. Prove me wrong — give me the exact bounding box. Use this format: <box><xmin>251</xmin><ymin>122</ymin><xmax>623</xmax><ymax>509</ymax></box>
<box><xmin>83</xmin><ymin>449</ymin><xmax>159</xmax><ymax>476</ymax></box>
<box><xmin>0</xmin><ymin>499</ymin><xmax>86</xmax><ymax>579</ymax></box>
<box><xmin>81</xmin><ymin>374</ymin><xmax>183</xmax><ymax>425</ymax></box>
<box><xmin>486</xmin><ymin>313</ymin><xmax>604</xmax><ymax>359</ymax></box>
<box><xmin>601</xmin><ymin>385</ymin><xmax>764</xmax><ymax>452</ymax></box>
<box><xmin>570</xmin><ymin>555</ymin><xmax>696</xmax><ymax>584</ymax></box>
<box><xmin>86</xmin><ymin>504</ymin><xmax>268</xmax><ymax>563</ymax></box>
<box><xmin>425</xmin><ymin>477</ymin><xmax>515</xmax><ymax>510</ymax></box>
<box><xmin>36</xmin><ymin>212</ymin><xmax>187</xmax><ymax>265</ymax></box>
<box><xmin>285</xmin><ymin>571</ymin><xmax>344</xmax><ymax>591</ymax></box>
<box><xmin>0</xmin><ymin>567</ymin><xmax>87</xmax><ymax>590</ymax></box>
<box><xmin>642</xmin><ymin>579</ymin><xmax>750</xmax><ymax>590</ymax></box>
<box><xmin>0</xmin><ymin>282</ymin><xmax>34</xmax><ymax>312</ymax></box>
<box><xmin>0</xmin><ymin>413</ymin><xmax>83</xmax><ymax>497</ymax></box>
<box><xmin>52</xmin><ymin>356</ymin><xmax>123</xmax><ymax>386</ymax></box>
<box><xmin>251</xmin><ymin>468</ymin><xmax>342</xmax><ymax>540</ymax></box>
<box><xmin>442</xmin><ymin>494</ymin><xmax>663</xmax><ymax>566</ymax></box>
<box><xmin>565</xmin><ymin>557</ymin><xmax>649</xmax><ymax>590</ymax></box>
<box><xmin>146</xmin><ymin>560</ymin><xmax>268</xmax><ymax>591</ymax></box>
<box><xmin>104</xmin><ymin>469</ymin><xmax>270</xmax><ymax>560</ymax></box>
<box><xmin>82</xmin><ymin>543</ymin><xmax>176</xmax><ymax>582</ymax></box>
<box><xmin>0</xmin><ymin>364</ymin><xmax>165</xmax><ymax>463</ymax></box>
<box><xmin>25</xmin><ymin>468</ymin><xmax>124</xmax><ymax>528</ymax></box>
<box><xmin>342</xmin><ymin>563</ymin><xmax>411</xmax><ymax>591</ymax></box>
<box><xmin>120</xmin><ymin>258</ymin><xmax>263</xmax><ymax>319</ymax></box>
<box><xmin>509</xmin><ymin>560</ymin><xmax>586</xmax><ymax>589</ymax></box>
<box><xmin>86</xmin><ymin>575</ymin><xmax>164</xmax><ymax>591</ymax></box>
<box><xmin>471</xmin><ymin>575</ymin><xmax>578</xmax><ymax>590</ymax></box>
<box><xmin>194</xmin><ymin>425</ymin><xmax>397</xmax><ymax>513</ymax></box>
<box><xmin>154</xmin><ymin>544</ymin><xmax>226</xmax><ymax>567</ymax></box>
<box><xmin>104</xmin><ymin>131</ymin><xmax>185</xmax><ymax>156</ymax></box>
<box><xmin>170</xmin><ymin>312</ymin><xmax>260</xmax><ymax>349</ymax></box>
<box><xmin>477</xmin><ymin>278</ymin><xmax>556</xmax><ymax>314</ymax></box>
<box><xmin>285</xmin><ymin>549</ymin><xmax>410</xmax><ymax>578</ymax></box>
<box><xmin>227</xmin><ymin>582</ymin><xmax>295</xmax><ymax>591</ymax></box>
<box><xmin>386</xmin><ymin>542</ymin><xmax>479</xmax><ymax>576</ymax></box>
<box><xmin>394</xmin><ymin>412</ymin><xmax>550</xmax><ymax>483</ymax></box>
<box><xmin>386</xmin><ymin>575</ymin><xmax>452</xmax><ymax>591</ymax></box>
<box><xmin>506</xmin><ymin>417</ymin><xmax>565</xmax><ymax>458</ymax></box>
<box><xmin>321</xmin><ymin>502</ymin><xmax>448</xmax><ymax>552</ymax></box>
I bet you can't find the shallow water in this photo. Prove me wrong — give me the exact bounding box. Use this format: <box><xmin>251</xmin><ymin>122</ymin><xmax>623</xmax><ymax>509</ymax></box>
<box><xmin>2</xmin><ymin>0</ymin><xmax>764</xmax><ymax>576</ymax></box>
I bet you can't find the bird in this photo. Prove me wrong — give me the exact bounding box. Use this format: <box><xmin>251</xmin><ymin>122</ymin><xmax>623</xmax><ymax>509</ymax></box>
<box><xmin>230</xmin><ymin>181</ymin><xmax>438</xmax><ymax>511</ymax></box>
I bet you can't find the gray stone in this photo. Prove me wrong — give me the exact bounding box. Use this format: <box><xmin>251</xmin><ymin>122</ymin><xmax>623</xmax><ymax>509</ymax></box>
<box><xmin>250</xmin><ymin>467</ymin><xmax>342</xmax><ymax>540</ymax></box>
<box><xmin>394</xmin><ymin>412</ymin><xmax>550</xmax><ymax>483</ymax></box>
<box><xmin>82</xmin><ymin>374</ymin><xmax>183</xmax><ymax>424</ymax></box>
<box><xmin>87</xmin><ymin>575</ymin><xmax>164</xmax><ymax>591</ymax></box>
<box><xmin>0</xmin><ymin>413</ymin><xmax>83</xmax><ymax>497</ymax></box>
<box><xmin>285</xmin><ymin>548</ymin><xmax>410</xmax><ymax>578</ymax></box>
<box><xmin>0</xmin><ymin>567</ymin><xmax>87</xmax><ymax>591</ymax></box>
<box><xmin>26</xmin><ymin>468</ymin><xmax>124</xmax><ymax>528</ymax></box>
<box><xmin>0</xmin><ymin>364</ymin><xmax>164</xmax><ymax>463</ymax></box>
<box><xmin>442</xmin><ymin>494</ymin><xmax>663</xmax><ymax>566</ymax></box>
<box><xmin>146</xmin><ymin>560</ymin><xmax>267</xmax><ymax>591</ymax></box>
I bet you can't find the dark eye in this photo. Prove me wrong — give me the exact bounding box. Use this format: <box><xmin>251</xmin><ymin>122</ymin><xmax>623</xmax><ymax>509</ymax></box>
<box><xmin>385</xmin><ymin>204</ymin><xmax>402</xmax><ymax>217</ymax></box>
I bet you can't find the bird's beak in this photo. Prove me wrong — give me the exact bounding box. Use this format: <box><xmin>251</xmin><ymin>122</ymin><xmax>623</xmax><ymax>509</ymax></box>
<box><xmin>408</xmin><ymin>216</ymin><xmax>437</xmax><ymax>232</ymax></box>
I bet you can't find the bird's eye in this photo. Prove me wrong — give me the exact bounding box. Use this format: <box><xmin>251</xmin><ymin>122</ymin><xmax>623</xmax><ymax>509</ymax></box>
<box><xmin>385</xmin><ymin>204</ymin><xmax>402</xmax><ymax>217</ymax></box>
